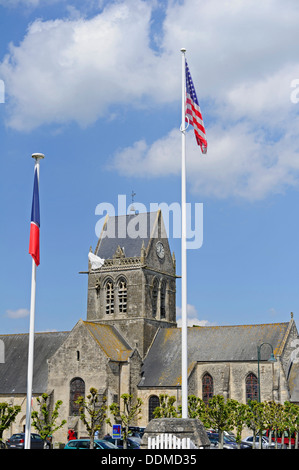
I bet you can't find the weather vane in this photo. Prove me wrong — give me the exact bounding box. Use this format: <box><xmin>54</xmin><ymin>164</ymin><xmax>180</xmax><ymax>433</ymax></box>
<box><xmin>130</xmin><ymin>190</ymin><xmax>137</xmax><ymax>214</ymax></box>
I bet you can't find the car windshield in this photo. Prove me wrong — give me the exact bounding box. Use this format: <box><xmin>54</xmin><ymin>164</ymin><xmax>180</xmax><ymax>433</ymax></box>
<box><xmin>96</xmin><ymin>440</ymin><xmax>118</xmax><ymax>449</ymax></box>
<box><xmin>67</xmin><ymin>441</ymin><xmax>78</xmax><ymax>447</ymax></box>
<box><xmin>207</xmin><ymin>433</ymin><xmax>236</xmax><ymax>445</ymax></box>
<box><xmin>224</xmin><ymin>435</ymin><xmax>236</xmax><ymax>443</ymax></box>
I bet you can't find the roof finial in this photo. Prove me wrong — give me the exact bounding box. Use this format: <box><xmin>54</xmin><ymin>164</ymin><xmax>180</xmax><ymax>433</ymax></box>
<box><xmin>291</xmin><ymin>312</ymin><xmax>294</xmax><ymax>319</ymax></box>
<box><xmin>130</xmin><ymin>190</ymin><xmax>137</xmax><ymax>214</ymax></box>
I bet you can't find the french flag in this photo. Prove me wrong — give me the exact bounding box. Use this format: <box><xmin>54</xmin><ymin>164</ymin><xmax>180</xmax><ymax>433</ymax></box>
<box><xmin>29</xmin><ymin>168</ymin><xmax>40</xmax><ymax>266</ymax></box>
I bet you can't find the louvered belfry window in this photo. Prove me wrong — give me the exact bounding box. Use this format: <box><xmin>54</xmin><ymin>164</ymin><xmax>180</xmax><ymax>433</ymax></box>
<box><xmin>152</xmin><ymin>279</ymin><xmax>158</xmax><ymax>317</ymax></box>
<box><xmin>118</xmin><ymin>279</ymin><xmax>127</xmax><ymax>313</ymax></box>
<box><xmin>160</xmin><ymin>280</ymin><xmax>166</xmax><ymax>319</ymax></box>
<box><xmin>106</xmin><ymin>280</ymin><xmax>114</xmax><ymax>314</ymax></box>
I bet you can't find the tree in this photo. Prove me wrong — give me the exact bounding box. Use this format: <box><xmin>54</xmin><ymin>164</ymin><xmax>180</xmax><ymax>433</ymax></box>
<box><xmin>205</xmin><ymin>395</ymin><xmax>235</xmax><ymax>449</ymax></box>
<box><xmin>153</xmin><ymin>394</ymin><xmax>178</xmax><ymax>419</ymax></box>
<box><xmin>0</xmin><ymin>402</ymin><xmax>21</xmax><ymax>446</ymax></box>
<box><xmin>76</xmin><ymin>387</ymin><xmax>107</xmax><ymax>449</ymax></box>
<box><xmin>31</xmin><ymin>393</ymin><xmax>66</xmax><ymax>447</ymax></box>
<box><xmin>283</xmin><ymin>401</ymin><xmax>298</xmax><ymax>449</ymax></box>
<box><xmin>187</xmin><ymin>395</ymin><xmax>208</xmax><ymax>422</ymax></box>
<box><xmin>268</xmin><ymin>402</ymin><xmax>284</xmax><ymax>449</ymax></box>
<box><xmin>107</xmin><ymin>394</ymin><xmax>143</xmax><ymax>449</ymax></box>
<box><xmin>290</xmin><ymin>403</ymin><xmax>299</xmax><ymax>449</ymax></box>
<box><xmin>245</xmin><ymin>400</ymin><xmax>268</xmax><ymax>449</ymax></box>
<box><xmin>229</xmin><ymin>400</ymin><xmax>249</xmax><ymax>448</ymax></box>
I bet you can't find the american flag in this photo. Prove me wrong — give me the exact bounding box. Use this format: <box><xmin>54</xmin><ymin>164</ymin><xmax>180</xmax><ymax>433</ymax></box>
<box><xmin>185</xmin><ymin>60</ymin><xmax>207</xmax><ymax>153</ymax></box>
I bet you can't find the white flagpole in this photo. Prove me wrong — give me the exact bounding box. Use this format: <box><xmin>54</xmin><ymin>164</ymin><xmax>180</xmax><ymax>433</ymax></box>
<box><xmin>25</xmin><ymin>153</ymin><xmax>44</xmax><ymax>449</ymax></box>
<box><xmin>180</xmin><ymin>47</ymin><xmax>188</xmax><ymax>419</ymax></box>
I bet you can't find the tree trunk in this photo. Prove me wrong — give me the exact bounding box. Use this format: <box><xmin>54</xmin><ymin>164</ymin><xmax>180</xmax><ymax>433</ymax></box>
<box><xmin>258</xmin><ymin>431</ymin><xmax>262</xmax><ymax>449</ymax></box>
<box><xmin>218</xmin><ymin>430</ymin><xmax>223</xmax><ymax>450</ymax></box>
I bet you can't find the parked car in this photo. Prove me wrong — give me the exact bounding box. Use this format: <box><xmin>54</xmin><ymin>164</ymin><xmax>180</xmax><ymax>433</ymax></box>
<box><xmin>64</xmin><ymin>439</ymin><xmax>118</xmax><ymax>449</ymax></box>
<box><xmin>127</xmin><ymin>434</ymin><xmax>141</xmax><ymax>445</ymax></box>
<box><xmin>207</xmin><ymin>432</ymin><xmax>238</xmax><ymax>449</ymax></box>
<box><xmin>241</xmin><ymin>435</ymin><xmax>279</xmax><ymax>449</ymax></box>
<box><xmin>6</xmin><ymin>432</ymin><xmax>49</xmax><ymax>449</ymax></box>
<box><xmin>128</xmin><ymin>426</ymin><xmax>145</xmax><ymax>437</ymax></box>
<box><xmin>104</xmin><ymin>435</ymin><xmax>140</xmax><ymax>449</ymax></box>
<box><xmin>207</xmin><ymin>432</ymin><xmax>250</xmax><ymax>449</ymax></box>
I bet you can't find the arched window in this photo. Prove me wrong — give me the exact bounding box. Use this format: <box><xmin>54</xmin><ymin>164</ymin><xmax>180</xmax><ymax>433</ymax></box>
<box><xmin>152</xmin><ymin>279</ymin><xmax>158</xmax><ymax>318</ymax></box>
<box><xmin>148</xmin><ymin>395</ymin><xmax>160</xmax><ymax>422</ymax></box>
<box><xmin>246</xmin><ymin>373</ymin><xmax>258</xmax><ymax>403</ymax></box>
<box><xmin>160</xmin><ymin>280</ymin><xmax>166</xmax><ymax>319</ymax></box>
<box><xmin>118</xmin><ymin>278</ymin><xmax>127</xmax><ymax>313</ymax></box>
<box><xmin>106</xmin><ymin>280</ymin><xmax>114</xmax><ymax>314</ymax></box>
<box><xmin>202</xmin><ymin>373</ymin><xmax>213</xmax><ymax>405</ymax></box>
<box><xmin>69</xmin><ymin>378</ymin><xmax>85</xmax><ymax>416</ymax></box>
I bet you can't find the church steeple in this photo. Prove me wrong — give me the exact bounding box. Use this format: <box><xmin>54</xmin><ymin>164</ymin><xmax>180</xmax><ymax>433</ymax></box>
<box><xmin>86</xmin><ymin>211</ymin><xmax>176</xmax><ymax>358</ymax></box>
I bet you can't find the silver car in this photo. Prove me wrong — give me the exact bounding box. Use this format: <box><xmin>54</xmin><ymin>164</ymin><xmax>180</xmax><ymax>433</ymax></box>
<box><xmin>241</xmin><ymin>435</ymin><xmax>278</xmax><ymax>449</ymax></box>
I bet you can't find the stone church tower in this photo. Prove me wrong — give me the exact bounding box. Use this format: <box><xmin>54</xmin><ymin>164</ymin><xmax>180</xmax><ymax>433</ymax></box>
<box><xmin>86</xmin><ymin>210</ymin><xmax>177</xmax><ymax>358</ymax></box>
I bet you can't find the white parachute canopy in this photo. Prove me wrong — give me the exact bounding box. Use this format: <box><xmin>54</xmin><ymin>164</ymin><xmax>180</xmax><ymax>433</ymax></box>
<box><xmin>88</xmin><ymin>252</ymin><xmax>105</xmax><ymax>270</ymax></box>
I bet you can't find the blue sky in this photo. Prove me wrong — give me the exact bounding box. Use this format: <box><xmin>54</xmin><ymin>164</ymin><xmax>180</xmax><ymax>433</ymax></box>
<box><xmin>1</xmin><ymin>0</ymin><xmax>299</xmax><ymax>334</ymax></box>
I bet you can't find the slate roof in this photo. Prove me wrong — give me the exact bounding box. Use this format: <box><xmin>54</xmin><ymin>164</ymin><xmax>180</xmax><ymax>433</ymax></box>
<box><xmin>0</xmin><ymin>331</ymin><xmax>69</xmax><ymax>394</ymax></box>
<box><xmin>83</xmin><ymin>321</ymin><xmax>133</xmax><ymax>362</ymax></box>
<box><xmin>139</xmin><ymin>323</ymin><xmax>290</xmax><ymax>387</ymax></box>
<box><xmin>95</xmin><ymin>211</ymin><xmax>166</xmax><ymax>259</ymax></box>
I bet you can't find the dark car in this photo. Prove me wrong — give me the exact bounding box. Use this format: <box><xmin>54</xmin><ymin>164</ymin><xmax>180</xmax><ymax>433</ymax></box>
<box><xmin>64</xmin><ymin>439</ymin><xmax>118</xmax><ymax>449</ymax></box>
<box><xmin>128</xmin><ymin>426</ymin><xmax>145</xmax><ymax>437</ymax></box>
<box><xmin>207</xmin><ymin>432</ymin><xmax>237</xmax><ymax>449</ymax></box>
<box><xmin>207</xmin><ymin>432</ymin><xmax>250</xmax><ymax>449</ymax></box>
<box><xmin>6</xmin><ymin>433</ymin><xmax>49</xmax><ymax>449</ymax></box>
<box><xmin>104</xmin><ymin>435</ymin><xmax>140</xmax><ymax>449</ymax></box>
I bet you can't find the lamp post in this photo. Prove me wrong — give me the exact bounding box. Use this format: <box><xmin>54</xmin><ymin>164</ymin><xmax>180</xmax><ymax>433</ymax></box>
<box><xmin>257</xmin><ymin>342</ymin><xmax>277</xmax><ymax>402</ymax></box>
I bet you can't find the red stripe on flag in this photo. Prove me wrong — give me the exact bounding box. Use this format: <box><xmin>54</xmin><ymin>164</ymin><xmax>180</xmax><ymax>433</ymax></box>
<box><xmin>186</xmin><ymin>95</ymin><xmax>207</xmax><ymax>153</ymax></box>
<box><xmin>29</xmin><ymin>222</ymin><xmax>40</xmax><ymax>266</ymax></box>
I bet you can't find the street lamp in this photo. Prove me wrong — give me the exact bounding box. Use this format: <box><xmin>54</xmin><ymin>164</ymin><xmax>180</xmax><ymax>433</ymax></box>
<box><xmin>257</xmin><ymin>343</ymin><xmax>277</xmax><ymax>402</ymax></box>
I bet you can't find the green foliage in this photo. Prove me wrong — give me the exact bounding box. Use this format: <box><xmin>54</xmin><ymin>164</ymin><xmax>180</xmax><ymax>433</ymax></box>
<box><xmin>31</xmin><ymin>393</ymin><xmax>66</xmax><ymax>443</ymax></box>
<box><xmin>107</xmin><ymin>393</ymin><xmax>143</xmax><ymax>449</ymax></box>
<box><xmin>187</xmin><ymin>395</ymin><xmax>208</xmax><ymax>423</ymax></box>
<box><xmin>76</xmin><ymin>387</ymin><xmax>107</xmax><ymax>449</ymax></box>
<box><xmin>228</xmin><ymin>400</ymin><xmax>249</xmax><ymax>446</ymax></box>
<box><xmin>153</xmin><ymin>394</ymin><xmax>178</xmax><ymax>418</ymax></box>
<box><xmin>205</xmin><ymin>395</ymin><xmax>235</xmax><ymax>432</ymax></box>
<box><xmin>0</xmin><ymin>402</ymin><xmax>21</xmax><ymax>444</ymax></box>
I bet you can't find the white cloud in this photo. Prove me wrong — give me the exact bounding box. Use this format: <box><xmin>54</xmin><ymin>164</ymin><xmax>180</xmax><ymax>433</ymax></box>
<box><xmin>0</xmin><ymin>0</ymin><xmax>171</xmax><ymax>131</ymax></box>
<box><xmin>176</xmin><ymin>304</ymin><xmax>215</xmax><ymax>327</ymax></box>
<box><xmin>5</xmin><ymin>308</ymin><xmax>30</xmax><ymax>319</ymax></box>
<box><xmin>1</xmin><ymin>0</ymin><xmax>299</xmax><ymax>200</ymax></box>
<box><xmin>109</xmin><ymin>128</ymin><xmax>181</xmax><ymax>177</ymax></box>
<box><xmin>111</xmin><ymin>118</ymin><xmax>299</xmax><ymax>200</ymax></box>
<box><xmin>4</xmin><ymin>0</ymin><xmax>298</xmax><ymax>131</ymax></box>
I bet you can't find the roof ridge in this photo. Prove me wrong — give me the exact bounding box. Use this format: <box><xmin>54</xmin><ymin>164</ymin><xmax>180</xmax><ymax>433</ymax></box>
<box><xmin>0</xmin><ymin>331</ymin><xmax>70</xmax><ymax>337</ymax></box>
<box><xmin>192</xmin><ymin>322</ymin><xmax>289</xmax><ymax>329</ymax></box>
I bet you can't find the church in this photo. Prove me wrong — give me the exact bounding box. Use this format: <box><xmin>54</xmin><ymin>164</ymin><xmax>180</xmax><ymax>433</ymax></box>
<box><xmin>1</xmin><ymin>210</ymin><xmax>299</xmax><ymax>444</ymax></box>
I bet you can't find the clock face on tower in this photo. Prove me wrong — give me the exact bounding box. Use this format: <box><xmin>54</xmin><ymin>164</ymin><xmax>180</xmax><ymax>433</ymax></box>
<box><xmin>156</xmin><ymin>241</ymin><xmax>165</xmax><ymax>259</ymax></box>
